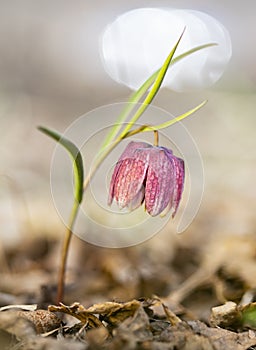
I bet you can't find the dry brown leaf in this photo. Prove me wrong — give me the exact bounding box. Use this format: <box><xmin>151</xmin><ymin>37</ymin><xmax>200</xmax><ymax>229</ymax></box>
<box><xmin>48</xmin><ymin>302</ymin><xmax>104</xmax><ymax>328</ymax></box>
<box><xmin>161</xmin><ymin>302</ymin><xmax>182</xmax><ymax>326</ymax></box>
<box><xmin>87</xmin><ymin>299</ymin><xmax>141</xmax><ymax>326</ymax></box>
<box><xmin>112</xmin><ymin>306</ymin><xmax>153</xmax><ymax>345</ymax></box>
<box><xmin>49</xmin><ymin>300</ymin><xmax>141</xmax><ymax>327</ymax></box>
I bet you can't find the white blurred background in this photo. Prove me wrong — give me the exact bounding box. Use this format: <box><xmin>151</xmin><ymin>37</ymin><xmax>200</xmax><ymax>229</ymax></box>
<box><xmin>0</xmin><ymin>1</ymin><xmax>254</xmax><ymax>98</ymax></box>
<box><xmin>0</xmin><ymin>0</ymin><xmax>255</xmax><ymax>248</ymax></box>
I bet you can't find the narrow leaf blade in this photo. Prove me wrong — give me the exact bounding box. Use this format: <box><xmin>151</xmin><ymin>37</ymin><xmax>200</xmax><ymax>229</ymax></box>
<box><xmin>142</xmin><ymin>100</ymin><xmax>207</xmax><ymax>132</ymax></box>
<box><xmin>118</xmin><ymin>28</ymin><xmax>186</xmax><ymax>140</ymax></box>
<box><xmin>38</xmin><ymin>126</ymin><xmax>84</xmax><ymax>203</ymax></box>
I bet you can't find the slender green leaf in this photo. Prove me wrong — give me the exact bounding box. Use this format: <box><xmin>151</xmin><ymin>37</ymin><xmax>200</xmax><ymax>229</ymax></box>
<box><xmin>129</xmin><ymin>42</ymin><xmax>217</xmax><ymax>105</ymax></box>
<box><xmin>141</xmin><ymin>100</ymin><xmax>207</xmax><ymax>132</ymax></box>
<box><xmin>101</xmin><ymin>42</ymin><xmax>216</xmax><ymax>149</ymax></box>
<box><xmin>38</xmin><ymin>126</ymin><xmax>84</xmax><ymax>204</ymax></box>
<box><xmin>118</xmin><ymin>28</ymin><xmax>186</xmax><ymax>140</ymax></box>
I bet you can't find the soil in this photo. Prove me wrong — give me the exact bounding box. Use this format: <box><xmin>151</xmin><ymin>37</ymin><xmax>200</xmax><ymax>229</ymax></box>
<box><xmin>1</xmin><ymin>219</ymin><xmax>256</xmax><ymax>350</ymax></box>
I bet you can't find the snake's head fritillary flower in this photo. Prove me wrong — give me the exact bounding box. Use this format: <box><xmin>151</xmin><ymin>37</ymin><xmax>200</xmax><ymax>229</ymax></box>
<box><xmin>108</xmin><ymin>141</ymin><xmax>184</xmax><ymax>217</ymax></box>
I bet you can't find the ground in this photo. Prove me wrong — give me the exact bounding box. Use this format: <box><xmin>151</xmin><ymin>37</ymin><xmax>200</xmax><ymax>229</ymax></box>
<box><xmin>1</xmin><ymin>214</ymin><xmax>256</xmax><ymax>349</ymax></box>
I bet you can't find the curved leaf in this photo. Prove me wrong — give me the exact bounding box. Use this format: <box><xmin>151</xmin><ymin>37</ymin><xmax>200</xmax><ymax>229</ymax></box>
<box><xmin>142</xmin><ymin>100</ymin><xmax>207</xmax><ymax>132</ymax></box>
<box><xmin>38</xmin><ymin>126</ymin><xmax>84</xmax><ymax>204</ymax></box>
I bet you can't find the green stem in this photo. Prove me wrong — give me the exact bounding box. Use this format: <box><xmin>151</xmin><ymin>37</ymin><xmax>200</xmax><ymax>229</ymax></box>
<box><xmin>57</xmin><ymin>200</ymin><xmax>79</xmax><ymax>304</ymax></box>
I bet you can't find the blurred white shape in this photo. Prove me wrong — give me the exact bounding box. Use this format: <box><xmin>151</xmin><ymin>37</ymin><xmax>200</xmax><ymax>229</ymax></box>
<box><xmin>100</xmin><ymin>8</ymin><xmax>232</xmax><ymax>92</ymax></box>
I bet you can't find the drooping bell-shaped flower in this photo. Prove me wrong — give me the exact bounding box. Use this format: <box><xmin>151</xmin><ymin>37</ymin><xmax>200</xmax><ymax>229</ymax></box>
<box><xmin>108</xmin><ymin>141</ymin><xmax>184</xmax><ymax>217</ymax></box>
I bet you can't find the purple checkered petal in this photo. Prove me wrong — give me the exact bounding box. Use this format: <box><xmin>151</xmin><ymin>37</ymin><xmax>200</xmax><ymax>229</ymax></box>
<box><xmin>170</xmin><ymin>156</ymin><xmax>185</xmax><ymax>218</ymax></box>
<box><xmin>108</xmin><ymin>141</ymin><xmax>151</xmax><ymax>208</ymax></box>
<box><xmin>108</xmin><ymin>141</ymin><xmax>150</xmax><ymax>206</ymax></box>
<box><xmin>127</xmin><ymin>186</ymin><xmax>145</xmax><ymax>211</ymax></box>
<box><xmin>158</xmin><ymin>149</ymin><xmax>184</xmax><ymax>218</ymax></box>
<box><xmin>145</xmin><ymin>147</ymin><xmax>175</xmax><ymax>216</ymax></box>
